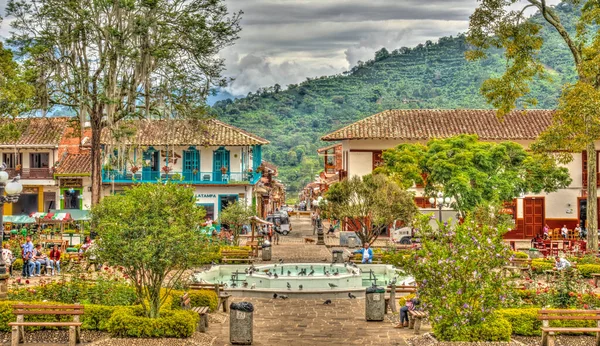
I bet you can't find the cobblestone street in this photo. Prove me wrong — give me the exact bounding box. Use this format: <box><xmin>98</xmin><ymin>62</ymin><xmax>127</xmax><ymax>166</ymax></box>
<box><xmin>209</xmin><ymin>297</ymin><xmax>428</xmax><ymax>346</ymax></box>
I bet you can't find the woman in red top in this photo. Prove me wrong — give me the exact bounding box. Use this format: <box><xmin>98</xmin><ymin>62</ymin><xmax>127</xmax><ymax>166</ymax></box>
<box><xmin>49</xmin><ymin>245</ymin><xmax>61</xmax><ymax>275</ymax></box>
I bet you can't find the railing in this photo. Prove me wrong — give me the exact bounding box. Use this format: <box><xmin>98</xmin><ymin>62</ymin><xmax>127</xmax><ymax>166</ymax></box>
<box><xmin>102</xmin><ymin>170</ymin><xmax>261</xmax><ymax>185</ymax></box>
<box><xmin>6</xmin><ymin>168</ymin><xmax>53</xmax><ymax>179</ymax></box>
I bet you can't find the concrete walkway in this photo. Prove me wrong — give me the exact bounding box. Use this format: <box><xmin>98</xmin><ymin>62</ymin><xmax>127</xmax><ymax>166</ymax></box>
<box><xmin>210</xmin><ymin>297</ymin><xmax>427</xmax><ymax>346</ymax></box>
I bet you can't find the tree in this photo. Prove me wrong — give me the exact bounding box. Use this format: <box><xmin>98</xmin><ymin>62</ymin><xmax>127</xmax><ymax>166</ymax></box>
<box><xmin>467</xmin><ymin>0</ymin><xmax>600</xmax><ymax>250</ymax></box>
<box><xmin>397</xmin><ymin>212</ymin><xmax>512</xmax><ymax>341</ymax></box>
<box><xmin>6</xmin><ymin>0</ymin><xmax>241</xmax><ymax>205</ymax></box>
<box><xmin>380</xmin><ymin>135</ymin><xmax>571</xmax><ymax>216</ymax></box>
<box><xmin>219</xmin><ymin>200</ymin><xmax>255</xmax><ymax>246</ymax></box>
<box><xmin>0</xmin><ymin>42</ymin><xmax>35</xmax><ymax>121</ymax></box>
<box><xmin>91</xmin><ymin>183</ymin><xmax>208</xmax><ymax>318</ymax></box>
<box><xmin>323</xmin><ymin>174</ymin><xmax>418</xmax><ymax>244</ymax></box>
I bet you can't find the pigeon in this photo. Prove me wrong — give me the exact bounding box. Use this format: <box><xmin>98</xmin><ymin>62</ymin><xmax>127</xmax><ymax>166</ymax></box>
<box><xmin>231</xmin><ymin>282</ymin><xmax>237</xmax><ymax>288</ymax></box>
<box><xmin>390</xmin><ymin>277</ymin><xmax>398</xmax><ymax>285</ymax></box>
<box><xmin>328</xmin><ymin>283</ymin><xmax>338</xmax><ymax>289</ymax></box>
<box><xmin>274</xmin><ymin>273</ymin><xmax>278</xmax><ymax>279</ymax></box>
<box><xmin>308</xmin><ymin>269</ymin><xmax>314</xmax><ymax>276</ymax></box>
<box><xmin>287</xmin><ymin>270</ymin><xmax>292</xmax><ymax>276</ymax></box>
<box><xmin>323</xmin><ymin>299</ymin><xmax>332</xmax><ymax>305</ymax></box>
<box><xmin>333</xmin><ymin>272</ymin><xmax>339</xmax><ymax>276</ymax></box>
<box><xmin>267</xmin><ymin>272</ymin><xmax>273</xmax><ymax>277</ymax></box>
<box><xmin>348</xmin><ymin>293</ymin><xmax>356</xmax><ymax>299</ymax></box>
<box><xmin>279</xmin><ymin>259</ymin><xmax>284</xmax><ymax>264</ymax></box>
<box><xmin>310</xmin><ymin>265</ymin><xmax>314</xmax><ymax>271</ymax></box>
<box><xmin>242</xmin><ymin>282</ymin><xmax>248</xmax><ymax>288</ymax></box>
<box><xmin>251</xmin><ymin>283</ymin><xmax>256</xmax><ymax>289</ymax></box>
<box><xmin>325</xmin><ymin>271</ymin><xmax>331</xmax><ymax>277</ymax></box>
<box><xmin>278</xmin><ymin>295</ymin><xmax>288</xmax><ymax>300</ymax></box>
<box><xmin>344</xmin><ymin>262</ymin><xmax>348</xmax><ymax>267</ymax></box>
<box><xmin>295</xmin><ymin>265</ymin><xmax>299</xmax><ymax>271</ymax></box>
<box><xmin>323</xmin><ymin>266</ymin><xmax>326</xmax><ymax>273</ymax></box>
<box><xmin>299</xmin><ymin>284</ymin><xmax>303</xmax><ymax>290</ymax></box>
<box><xmin>287</xmin><ymin>282</ymin><xmax>291</xmax><ymax>290</ymax></box>
<box><xmin>273</xmin><ymin>293</ymin><xmax>278</xmax><ymax>299</ymax></box>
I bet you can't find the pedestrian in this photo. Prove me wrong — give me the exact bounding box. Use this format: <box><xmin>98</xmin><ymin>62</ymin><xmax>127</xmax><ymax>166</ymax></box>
<box><xmin>21</xmin><ymin>236</ymin><xmax>34</xmax><ymax>278</ymax></box>
<box><xmin>49</xmin><ymin>244</ymin><xmax>61</xmax><ymax>275</ymax></box>
<box><xmin>555</xmin><ymin>256</ymin><xmax>571</xmax><ymax>271</ymax></box>
<box><xmin>360</xmin><ymin>242</ymin><xmax>373</xmax><ymax>264</ymax></box>
<box><xmin>327</xmin><ymin>224</ymin><xmax>335</xmax><ymax>236</ymax></box>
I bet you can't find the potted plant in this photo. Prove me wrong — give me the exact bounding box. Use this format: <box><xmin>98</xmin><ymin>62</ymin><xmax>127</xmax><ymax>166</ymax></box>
<box><xmin>162</xmin><ymin>165</ymin><xmax>172</xmax><ymax>174</ymax></box>
<box><xmin>131</xmin><ymin>166</ymin><xmax>139</xmax><ymax>174</ymax></box>
<box><xmin>192</xmin><ymin>168</ymin><xmax>199</xmax><ymax>175</ymax></box>
<box><xmin>15</xmin><ymin>164</ymin><xmax>22</xmax><ymax>172</ymax></box>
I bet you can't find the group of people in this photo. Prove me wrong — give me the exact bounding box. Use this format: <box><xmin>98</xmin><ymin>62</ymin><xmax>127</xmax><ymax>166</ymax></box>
<box><xmin>542</xmin><ymin>223</ymin><xmax>586</xmax><ymax>240</ymax></box>
<box><xmin>0</xmin><ymin>236</ymin><xmax>62</xmax><ymax>278</ymax></box>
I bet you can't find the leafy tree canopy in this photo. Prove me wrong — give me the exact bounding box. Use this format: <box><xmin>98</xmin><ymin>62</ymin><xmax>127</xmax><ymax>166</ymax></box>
<box><xmin>219</xmin><ymin>200</ymin><xmax>256</xmax><ymax>246</ymax></box>
<box><xmin>379</xmin><ymin>135</ymin><xmax>572</xmax><ymax>215</ymax></box>
<box><xmin>323</xmin><ymin>174</ymin><xmax>418</xmax><ymax>244</ymax></box>
<box><xmin>92</xmin><ymin>183</ymin><xmax>210</xmax><ymax>318</ymax></box>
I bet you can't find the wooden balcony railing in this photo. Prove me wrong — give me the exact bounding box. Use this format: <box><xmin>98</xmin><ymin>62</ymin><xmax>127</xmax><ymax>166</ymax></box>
<box><xmin>5</xmin><ymin>168</ymin><xmax>53</xmax><ymax>179</ymax></box>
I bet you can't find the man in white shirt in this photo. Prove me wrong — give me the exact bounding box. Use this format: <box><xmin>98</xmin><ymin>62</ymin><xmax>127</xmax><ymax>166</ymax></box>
<box><xmin>555</xmin><ymin>256</ymin><xmax>571</xmax><ymax>271</ymax></box>
<box><xmin>560</xmin><ymin>225</ymin><xmax>568</xmax><ymax>239</ymax></box>
<box><xmin>1</xmin><ymin>243</ymin><xmax>14</xmax><ymax>276</ymax></box>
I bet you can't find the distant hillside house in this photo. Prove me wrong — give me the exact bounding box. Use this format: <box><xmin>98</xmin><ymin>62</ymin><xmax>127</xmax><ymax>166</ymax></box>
<box><xmin>322</xmin><ymin>109</ymin><xmax>592</xmax><ymax>240</ymax></box>
<box><xmin>100</xmin><ymin>119</ymin><xmax>269</xmax><ymax>224</ymax></box>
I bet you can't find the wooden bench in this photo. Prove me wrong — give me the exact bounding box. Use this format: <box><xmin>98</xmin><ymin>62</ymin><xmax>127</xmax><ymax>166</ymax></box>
<box><xmin>538</xmin><ymin>309</ymin><xmax>600</xmax><ymax>346</ymax></box>
<box><xmin>593</xmin><ymin>273</ymin><xmax>600</xmax><ymax>286</ymax></box>
<box><xmin>304</xmin><ymin>237</ymin><xmax>315</xmax><ymax>244</ymax></box>
<box><xmin>189</xmin><ymin>283</ymin><xmax>231</xmax><ymax>313</ymax></box>
<box><xmin>384</xmin><ymin>285</ymin><xmax>417</xmax><ymax>314</ymax></box>
<box><xmin>9</xmin><ymin>304</ymin><xmax>83</xmax><ymax>346</ymax></box>
<box><xmin>180</xmin><ymin>293</ymin><xmax>209</xmax><ymax>333</ymax></box>
<box><xmin>349</xmin><ymin>253</ymin><xmax>383</xmax><ymax>264</ymax></box>
<box><xmin>221</xmin><ymin>250</ymin><xmax>254</xmax><ymax>264</ymax></box>
<box><xmin>408</xmin><ymin>310</ymin><xmax>428</xmax><ymax>334</ymax></box>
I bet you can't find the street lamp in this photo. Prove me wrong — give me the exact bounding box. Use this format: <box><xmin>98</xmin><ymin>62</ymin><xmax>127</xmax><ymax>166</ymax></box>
<box><xmin>0</xmin><ymin>164</ymin><xmax>22</xmax><ymax>298</ymax></box>
<box><xmin>429</xmin><ymin>191</ymin><xmax>452</xmax><ymax>222</ymax></box>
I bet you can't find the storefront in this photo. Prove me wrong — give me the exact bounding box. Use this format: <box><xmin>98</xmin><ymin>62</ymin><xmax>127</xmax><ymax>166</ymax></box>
<box><xmin>193</xmin><ymin>186</ymin><xmax>252</xmax><ymax>223</ymax></box>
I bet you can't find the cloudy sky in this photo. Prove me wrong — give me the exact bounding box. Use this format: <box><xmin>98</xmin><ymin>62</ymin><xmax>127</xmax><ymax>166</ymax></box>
<box><xmin>0</xmin><ymin>0</ymin><xmax>561</xmax><ymax>97</ymax></box>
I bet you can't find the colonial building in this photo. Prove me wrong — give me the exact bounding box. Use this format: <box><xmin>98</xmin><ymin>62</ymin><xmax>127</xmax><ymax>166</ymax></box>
<box><xmin>99</xmin><ymin>119</ymin><xmax>269</xmax><ymax>223</ymax></box>
<box><xmin>321</xmin><ymin>109</ymin><xmax>590</xmax><ymax>239</ymax></box>
<box><xmin>255</xmin><ymin>161</ymin><xmax>286</xmax><ymax>218</ymax></box>
<box><xmin>300</xmin><ymin>144</ymin><xmax>343</xmax><ymax>208</ymax></box>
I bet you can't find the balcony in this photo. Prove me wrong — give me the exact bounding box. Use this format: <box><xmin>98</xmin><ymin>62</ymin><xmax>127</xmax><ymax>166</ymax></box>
<box><xmin>102</xmin><ymin>170</ymin><xmax>261</xmax><ymax>185</ymax></box>
<box><xmin>6</xmin><ymin>168</ymin><xmax>53</xmax><ymax>179</ymax></box>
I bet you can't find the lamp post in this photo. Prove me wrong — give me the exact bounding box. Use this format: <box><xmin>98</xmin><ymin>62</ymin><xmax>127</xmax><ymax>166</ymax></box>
<box><xmin>0</xmin><ymin>164</ymin><xmax>23</xmax><ymax>299</ymax></box>
<box><xmin>429</xmin><ymin>192</ymin><xmax>452</xmax><ymax>222</ymax></box>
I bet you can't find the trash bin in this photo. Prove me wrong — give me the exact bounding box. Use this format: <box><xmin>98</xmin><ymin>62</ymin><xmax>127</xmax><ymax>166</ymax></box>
<box><xmin>332</xmin><ymin>249</ymin><xmax>344</xmax><ymax>263</ymax></box>
<box><xmin>365</xmin><ymin>286</ymin><xmax>385</xmax><ymax>321</ymax></box>
<box><xmin>262</xmin><ymin>241</ymin><xmax>272</xmax><ymax>261</ymax></box>
<box><xmin>230</xmin><ymin>302</ymin><xmax>254</xmax><ymax>345</ymax></box>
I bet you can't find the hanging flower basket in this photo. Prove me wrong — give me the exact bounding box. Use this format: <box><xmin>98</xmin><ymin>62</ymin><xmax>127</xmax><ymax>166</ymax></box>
<box><xmin>162</xmin><ymin>166</ymin><xmax>172</xmax><ymax>173</ymax></box>
<box><xmin>131</xmin><ymin>166</ymin><xmax>139</xmax><ymax>174</ymax></box>
<box><xmin>192</xmin><ymin>169</ymin><xmax>199</xmax><ymax>175</ymax></box>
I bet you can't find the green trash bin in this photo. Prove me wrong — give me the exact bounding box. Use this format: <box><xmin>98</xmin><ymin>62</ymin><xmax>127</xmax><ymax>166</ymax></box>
<box><xmin>66</xmin><ymin>247</ymin><xmax>78</xmax><ymax>253</ymax></box>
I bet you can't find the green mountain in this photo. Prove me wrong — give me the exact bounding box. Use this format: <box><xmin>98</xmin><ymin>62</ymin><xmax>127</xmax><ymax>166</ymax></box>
<box><xmin>212</xmin><ymin>2</ymin><xmax>579</xmax><ymax>196</ymax></box>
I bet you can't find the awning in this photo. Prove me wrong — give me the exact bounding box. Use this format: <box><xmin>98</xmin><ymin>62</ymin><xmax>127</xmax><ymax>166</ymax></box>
<box><xmin>3</xmin><ymin>215</ymin><xmax>35</xmax><ymax>224</ymax></box>
<box><xmin>31</xmin><ymin>212</ymin><xmax>72</xmax><ymax>221</ymax></box>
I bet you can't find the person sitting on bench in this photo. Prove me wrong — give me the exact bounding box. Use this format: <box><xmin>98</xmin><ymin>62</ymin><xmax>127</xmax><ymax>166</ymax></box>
<box><xmin>361</xmin><ymin>243</ymin><xmax>373</xmax><ymax>264</ymax></box>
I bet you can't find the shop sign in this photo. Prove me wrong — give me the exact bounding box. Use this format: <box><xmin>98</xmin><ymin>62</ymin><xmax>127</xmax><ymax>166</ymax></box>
<box><xmin>197</xmin><ymin>194</ymin><xmax>216</xmax><ymax>198</ymax></box>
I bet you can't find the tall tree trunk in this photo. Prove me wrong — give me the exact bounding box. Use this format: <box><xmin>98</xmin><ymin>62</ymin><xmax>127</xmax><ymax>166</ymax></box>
<box><xmin>90</xmin><ymin>118</ymin><xmax>103</xmax><ymax>206</ymax></box>
<box><xmin>587</xmin><ymin>143</ymin><xmax>598</xmax><ymax>252</ymax></box>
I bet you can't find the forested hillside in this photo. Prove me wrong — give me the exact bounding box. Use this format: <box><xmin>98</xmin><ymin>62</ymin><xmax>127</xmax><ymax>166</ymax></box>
<box><xmin>212</xmin><ymin>2</ymin><xmax>579</xmax><ymax>195</ymax></box>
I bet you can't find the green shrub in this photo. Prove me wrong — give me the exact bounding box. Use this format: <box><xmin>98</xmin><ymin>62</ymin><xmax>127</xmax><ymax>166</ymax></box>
<box><xmin>498</xmin><ymin>308</ymin><xmax>540</xmax><ymax>336</ymax></box>
<box><xmin>433</xmin><ymin>313</ymin><xmax>512</xmax><ymax>342</ymax></box>
<box><xmin>12</xmin><ymin>259</ymin><xmax>23</xmax><ymax>271</ymax></box>
<box><xmin>107</xmin><ymin>306</ymin><xmax>198</xmax><ymax>338</ymax></box>
<box><xmin>170</xmin><ymin>290</ymin><xmax>218</xmax><ymax>312</ymax></box>
<box><xmin>512</xmin><ymin>251</ymin><xmax>529</xmax><ymax>259</ymax></box>
<box><xmin>576</xmin><ymin>264</ymin><xmax>600</xmax><ymax>278</ymax></box>
<box><xmin>81</xmin><ymin>304</ymin><xmax>120</xmax><ymax>331</ymax></box>
<box><xmin>531</xmin><ymin>259</ymin><xmax>554</xmax><ymax>274</ymax></box>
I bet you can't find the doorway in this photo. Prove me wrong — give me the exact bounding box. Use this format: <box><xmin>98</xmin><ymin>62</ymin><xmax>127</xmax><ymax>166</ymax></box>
<box><xmin>523</xmin><ymin>197</ymin><xmax>544</xmax><ymax>238</ymax></box>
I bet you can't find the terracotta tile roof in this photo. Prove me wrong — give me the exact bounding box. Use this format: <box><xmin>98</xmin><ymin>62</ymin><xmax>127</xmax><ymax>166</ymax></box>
<box><xmin>321</xmin><ymin>109</ymin><xmax>555</xmax><ymax>141</ymax></box>
<box><xmin>0</xmin><ymin>117</ymin><xmax>71</xmax><ymax>147</ymax></box>
<box><xmin>101</xmin><ymin>119</ymin><xmax>269</xmax><ymax>146</ymax></box>
<box><xmin>54</xmin><ymin>153</ymin><xmax>91</xmax><ymax>176</ymax></box>
<box><xmin>316</xmin><ymin>143</ymin><xmax>341</xmax><ymax>153</ymax></box>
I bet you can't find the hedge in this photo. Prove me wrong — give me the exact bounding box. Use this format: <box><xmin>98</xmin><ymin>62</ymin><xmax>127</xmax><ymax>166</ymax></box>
<box><xmin>170</xmin><ymin>289</ymin><xmax>218</xmax><ymax>312</ymax></box>
<box><xmin>512</xmin><ymin>251</ymin><xmax>529</xmax><ymax>259</ymax></box>
<box><xmin>576</xmin><ymin>264</ymin><xmax>600</xmax><ymax>278</ymax></box>
<box><xmin>498</xmin><ymin>308</ymin><xmax>597</xmax><ymax>336</ymax></box>
<box><xmin>433</xmin><ymin>313</ymin><xmax>512</xmax><ymax>342</ymax></box>
<box><xmin>107</xmin><ymin>306</ymin><xmax>198</xmax><ymax>338</ymax></box>
<box><xmin>531</xmin><ymin>259</ymin><xmax>554</xmax><ymax>274</ymax></box>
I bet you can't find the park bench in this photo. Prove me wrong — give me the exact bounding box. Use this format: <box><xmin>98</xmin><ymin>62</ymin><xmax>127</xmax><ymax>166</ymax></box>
<box><xmin>189</xmin><ymin>283</ymin><xmax>231</xmax><ymax>313</ymax></box>
<box><xmin>408</xmin><ymin>310</ymin><xmax>428</xmax><ymax>334</ymax></box>
<box><xmin>593</xmin><ymin>273</ymin><xmax>600</xmax><ymax>286</ymax></box>
<box><xmin>502</xmin><ymin>258</ymin><xmax>532</xmax><ymax>277</ymax></box>
<box><xmin>9</xmin><ymin>304</ymin><xmax>83</xmax><ymax>346</ymax></box>
<box><xmin>180</xmin><ymin>292</ymin><xmax>209</xmax><ymax>332</ymax></box>
<box><xmin>384</xmin><ymin>285</ymin><xmax>417</xmax><ymax>314</ymax></box>
<box><xmin>349</xmin><ymin>253</ymin><xmax>383</xmax><ymax>264</ymax></box>
<box><xmin>221</xmin><ymin>250</ymin><xmax>254</xmax><ymax>264</ymax></box>
<box><xmin>538</xmin><ymin>309</ymin><xmax>600</xmax><ymax>346</ymax></box>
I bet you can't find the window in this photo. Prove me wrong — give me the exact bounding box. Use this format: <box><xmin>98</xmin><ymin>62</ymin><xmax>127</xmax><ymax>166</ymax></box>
<box><xmin>2</xmin><ymin>153</ymin><xmax>22</xmax><ymax>169</ymax></box>
<box><xmin>30</xmin><ymin>153</ymin><xmax>49</xmax><ymax>168</ymax></box>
